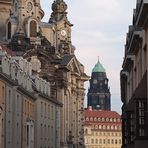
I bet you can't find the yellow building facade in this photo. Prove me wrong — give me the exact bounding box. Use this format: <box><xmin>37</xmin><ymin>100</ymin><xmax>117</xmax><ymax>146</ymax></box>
<box><xmin>84</xmin><ymin>109</ymin><xmax>122</xmax><ymax>148</ymax></box>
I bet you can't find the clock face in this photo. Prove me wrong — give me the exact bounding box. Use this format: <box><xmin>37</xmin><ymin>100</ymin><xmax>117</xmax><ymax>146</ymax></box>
<box><xmin>61</xmin><ymin>30</ymin><xmax>67</xmax><ymax>36</ymax></box>
<box><xmin>27</xmin><ymin>2</ymin><xmax>33</xmax><ymax>12</ymax></box>
<box><xmin>93</xmin><ymin>79</ymin><xmax>97</xmax><ymax>84</ymax></box>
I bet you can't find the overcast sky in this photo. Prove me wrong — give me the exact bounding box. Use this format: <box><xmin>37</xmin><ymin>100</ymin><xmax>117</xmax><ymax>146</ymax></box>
<box><xmin>40</xmin><ymin>0</ymin><xmax>137</xmax><ymax>113</ymax></box>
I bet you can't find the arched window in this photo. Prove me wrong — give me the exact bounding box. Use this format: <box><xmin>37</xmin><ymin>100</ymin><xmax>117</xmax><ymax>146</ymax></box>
<box><xmin>85</xmin><ymin>128</ymin><xmax>88</xmax><ymax>134</ymax></box>
<box><xmin>30</xmin><ymin>20</ymin><xmax>37</xmax><ymax>37</ymax></box>
<box><xmin>94</xmin><ymin>117</ymin><xmax>97</xmax><ymax>121</ymax></box>
<box><xmin>7</xmin><ymin>22</ymin><xmax>11</xmax><ymax>39</ymax></box>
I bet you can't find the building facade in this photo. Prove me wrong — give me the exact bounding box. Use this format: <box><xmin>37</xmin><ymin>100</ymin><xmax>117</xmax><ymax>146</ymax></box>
<box><xmin>87</xmin><ymin>58</ymin><xmax>111</xmax><ymax>110</ymax></box>
<box><xmin>84</xmin><ymin>108</ymin><xmax>122</xmax><ymax>148</ymax></box>
<box><xmin>0</xmin><ymin>45</ymin><xmax>62</xmax><ymax>148</ymax></box>
<box><xmin>120</xmin><ymin>0</ymin><xmax>148</xmax><ymax>148</ymax></box>
<box><xmin>0</xmin><ymin>0</ymin><xmax>89</xmax><ymax>147</ymax></box>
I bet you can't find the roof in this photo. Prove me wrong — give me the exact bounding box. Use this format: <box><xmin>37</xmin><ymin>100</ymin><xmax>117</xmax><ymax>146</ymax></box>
<box><xmin>84</xmin><ymin>109</ymin><xmax>121</xmax><ymax>126</ymax></box>
<box><xmin>60</xmin><ymin>54</ymin><xmax>74</xmax><ymax>66</ymax></box>
<box><xmin>0</xmin><ymin>44</ymin><xmax>16</xmax><ymax>56</ymax></box>
<box><xmin>84</xmin><ymin>109</ymin><xmax>121</xmax><ymax>118</ymax></box>
<box><xmin>92</xmin><ymin>58</ymin><xmax>105</xmax><ymax>73</ymax></box>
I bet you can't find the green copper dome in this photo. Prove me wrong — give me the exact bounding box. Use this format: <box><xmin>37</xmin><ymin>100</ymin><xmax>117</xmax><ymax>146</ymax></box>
<box><xmin>92</xmin><ymin>58</ymin><xmax>106</xmax><ymax>73</ymax></box>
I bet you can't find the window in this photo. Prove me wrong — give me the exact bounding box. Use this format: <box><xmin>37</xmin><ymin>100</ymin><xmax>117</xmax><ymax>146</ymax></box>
<box><xmin>41</xmin><ymin>124</ymin><xmax>43</xmax><ymax>139</ymax></box>
<box><xmin>126</xmin><ymin>111</ymin><xmax>135</xmax><ymax>143</ymax></box>
<box><xmin>16</xmin><ymin>95</ymin><xmax>19</xmax><ymax>114</ymax></box>
<box><xmin>0</xmin><ymin>108</ymin><xmax>3</xmax><ymax>146</ymax></box>
<box><xmin>45</xmin><ymin>103</ymin><xmax>46</xmax><ymax>117</ymax></box>
<box><xmin>95</xmin><ymin>139</ymin><xmax>98</xmax><ymax>144</ymax></box>
<box><xmin>99</xmin><ymin>139</ymin><xmax>102</xmax><ymax>144</ymax></box>
<box><xmin>26</xmin><ymin>121</ymin><xmax>34</xmax><ymax>147</ymax></box>
<box><xmin>41</xmin><ymin>102</ymin><xmax>43</xmax><ymax>117</ymax></box>
<box><xmin>85</xmin><ymin>128</ymin><xmax>88</xmax><ymax>134</ymax></box>
<box><xmin>30</xmin><ymin>20</ymin><xmax>37</xmax><ymax>37</ymax></box>
<box><xmin>2</xmin><ymin>86</ymin><xmax>4</xmax><ymax>100</ymax></box>
<box><xmin>119</xmin><ymin>139</ymin><xmax>121</xmax><ymax>144</ymax></box>
<box><xmin>98</xmin><ymin>118</ymin><xmax>101</xmax><ymax>121</ymax></box>
<box><xmin>107</xmin><ymin>139</ymin><xmax>110</xmax><ymax>144</ymax></box>
<box><xmin>115</xmin><ymin>139</ymin><xmax>118</xmax><ymax>144</ymax></box>
<box><xmin>27</xmin><ymin>125</ymin><xmax>29</xmax><ymax>147</ymax></box>
<box><xmin>111</xmin><ymin>139</ymin><xmax>114</xmax><ymax>144</ymax></box>
<box><xmin>91</xmin><ymin>139</ymin><xmax>94</xmax><ymax>144</ymax></box>
<box><xmin>8</xmin><ymin>90</ymin><xmax>11</xmax><ymax>112</ymax></box>
<box><xmin>7</xmin><ymin>22</ymin><xmax>11</xmax><ymax>39</ymax></box>
<box><xmin>103</xmin><ymin>139</ymin><xmax>106</xmax><ymax>144</ymax></box>
<box><xmin>86</xmin><ymin>117</ymin><xmax>89</xmax><ymax>121</ymax></box>
<box><xmin>136</xmin><ymin>100</ymin><xmax>147</xmax><ymax>137</ymax></box>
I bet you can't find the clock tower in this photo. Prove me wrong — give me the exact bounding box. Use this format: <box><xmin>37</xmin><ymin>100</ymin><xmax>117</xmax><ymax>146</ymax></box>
<box><xmin>87</xmin><ymin>58</ymin><xmax>111</xmax><ymax>110</ymax></box>
<box><xmin>49</xmin><ymin>0</ymin><xmax>74</xmax><ymax>57</ymax></box>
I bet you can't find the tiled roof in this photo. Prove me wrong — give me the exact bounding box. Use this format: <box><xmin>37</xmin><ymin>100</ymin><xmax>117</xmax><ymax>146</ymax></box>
<box><xmin>0</xmin><ymin>44</ymin><xmax>16</xmax><ymax>56</ymax></box>
<box><xmin>84</xmin><ymin>109</ymin><xmax>121</xmax><ymax>118</ymax></box>
<box><xmin>84</xmin><ymin>109</ymin><xmax>122</xmax><ymax>127</ymax></box>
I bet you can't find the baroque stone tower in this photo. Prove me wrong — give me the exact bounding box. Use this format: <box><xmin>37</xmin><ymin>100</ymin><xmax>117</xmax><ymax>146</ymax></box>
<box><xmin>87</xmin><ymin>58</ymin><xmax>111</xmax><ymax>110</ymax></box>
<box><xmin>6</xmin><ymin>0</ymin><xmax>45</xmax><ymax>53</ymax></box>
<box><xmin>49</xmin><ymin>0</ymin><xmax>74</xmax><ymax>57</ymax></box>
<box><xmin>0</xmin><ymin>0</ymin><xmax>89</xmax><ymax>147</ymax></box>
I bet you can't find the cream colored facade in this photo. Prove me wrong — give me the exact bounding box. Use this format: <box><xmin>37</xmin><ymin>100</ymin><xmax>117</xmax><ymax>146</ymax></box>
<box><xmin>35</xmin><ymin>95</ymin><xmax>61</xmax><ymax>148</ymax></box>
<box><xmin>84</xmin><ymin>125</ymin><xmax>122</xmax><ymax>148</ymax></box>
<box><xmin>84</xmin><ymin>110</ymin><xmax>122</xmax><ymax>148</ymax></box>
<box><xmin>0</xmin><ymin>48</ymin><xmax>62</xmax><ymax>148</ymax></box>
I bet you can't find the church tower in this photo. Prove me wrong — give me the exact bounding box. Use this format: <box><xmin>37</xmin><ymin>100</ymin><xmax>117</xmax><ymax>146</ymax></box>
<box><xmin>87</xmin><ymin>58</ymin><xmax>111</xmax><ymax>110</ymax></box>
<box><xmin>49</xmin><ymin>0</ymin><xmax>74</xmax><ymax>57</ymax></box>
<box><xmin>6</xmin><ymin>0</ymin><xmax>45</xmax><ymax>53</ymax></box>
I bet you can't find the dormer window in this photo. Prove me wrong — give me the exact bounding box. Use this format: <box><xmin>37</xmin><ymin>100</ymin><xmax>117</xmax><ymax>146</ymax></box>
<box><xmin>86</xmin><ymin>117</ymin><xmax>89</xmax><ymax>121</ymax></box>
<box><xmin>94</xmin><ymin>117</ymin><xmax>97</xmax><ymax>121</ymax></box>
<box><xmin>90</xmin><ymin>117</ymin><xmax>93</xmax><ymax>121</ymax></box>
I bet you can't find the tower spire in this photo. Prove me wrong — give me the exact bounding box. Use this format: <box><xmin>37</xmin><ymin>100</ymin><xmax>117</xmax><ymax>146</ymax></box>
<box><xmin>97</xmin><ymin>56</ymin><xmax>100</xmax><ymax>64</ymax></box>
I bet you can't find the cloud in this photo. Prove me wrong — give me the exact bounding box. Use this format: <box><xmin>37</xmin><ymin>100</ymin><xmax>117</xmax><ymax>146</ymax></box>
<box><xmin>40</xmin><ymin>0</ymin><xmax>137</xmax><ymax>113</ymax></box>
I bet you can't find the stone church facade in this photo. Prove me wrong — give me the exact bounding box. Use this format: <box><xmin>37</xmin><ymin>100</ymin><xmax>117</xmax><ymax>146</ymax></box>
<box><xmin>0</xmin><ymin>0</ymin><xmax>89</xmax><ymax>148</ymax></box>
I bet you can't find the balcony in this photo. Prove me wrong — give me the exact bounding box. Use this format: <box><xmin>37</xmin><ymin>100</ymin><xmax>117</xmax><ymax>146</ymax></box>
<box><xmin>134</xmin><ymin>0</ymin><xmax>148</xmax><ymax>28</ymax></box>
<box><xmin>125</xmin><ymin>26</ymin><xmax>142</xmax><ymax>55</ymax></box>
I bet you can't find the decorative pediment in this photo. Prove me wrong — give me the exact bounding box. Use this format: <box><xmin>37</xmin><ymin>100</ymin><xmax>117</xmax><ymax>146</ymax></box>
<box><xmin>60</xmin><ymin>55</ymin><xmax>81</xmax><ymax>75</ymax></box>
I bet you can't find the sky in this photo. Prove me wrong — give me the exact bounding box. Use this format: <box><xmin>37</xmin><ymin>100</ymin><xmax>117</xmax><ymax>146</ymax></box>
<box><xmin>40</xmin><ymin>0</ymin><xmax>137</xmax><ymax>113</ymax></box>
